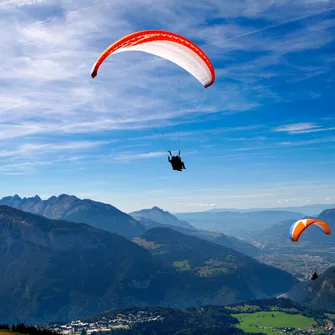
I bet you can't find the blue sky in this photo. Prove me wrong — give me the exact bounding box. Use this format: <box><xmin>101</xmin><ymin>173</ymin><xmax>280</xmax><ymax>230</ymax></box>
<box><xmin>0</xmin><ymin>0</ymin><xmax>334</xmax><ymax>213</ymax></box>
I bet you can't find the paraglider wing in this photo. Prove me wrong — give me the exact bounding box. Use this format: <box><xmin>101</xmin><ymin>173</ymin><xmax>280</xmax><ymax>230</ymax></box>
<box><xmin>289</xmin><ymin>219</ymin><xmax>331</xmax><ymax>242</ymax></box>
<box><xmin>91</xmin><ymin>30</ymin><xmax>215</xmax><ymax>88</ymax></box>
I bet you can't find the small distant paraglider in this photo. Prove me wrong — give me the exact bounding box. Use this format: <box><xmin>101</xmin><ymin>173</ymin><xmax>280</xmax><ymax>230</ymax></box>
<box><xmin>289</xmin><ymin>219</ymin><xmax>331</xmax><ymax>280</ymax></box>
<box><xmin>310</xmin><ymin>271</ymin><xmax>318</xmax><ymax>281</ymax></box>
<box><xmin>91</xmin><ymin>29</ymin><xmax>216</xmax><ymax>88</ymax></box>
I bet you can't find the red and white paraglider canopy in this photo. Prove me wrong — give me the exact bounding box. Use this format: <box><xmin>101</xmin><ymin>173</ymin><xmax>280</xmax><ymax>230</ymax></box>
<box><xmin>91</xmin><ymin>30</ymin><xmax>215</xmax><ymax>88</ymax></box>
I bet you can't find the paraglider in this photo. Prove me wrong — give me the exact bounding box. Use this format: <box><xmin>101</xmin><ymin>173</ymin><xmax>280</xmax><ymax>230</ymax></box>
<box><xmin>91</xmin><ymin>30</ymin><xmax>215</xmax><ymax>172</ymax></box>
<box><xmin>289</xmin><ymin>219</ymin><xmax>331</xmax><ymax>242</ymax></box>
<box><xmin>310</xmin><ymin>271</ymin><xmax>318</xmax><ymax>281</ymax></box>
<box><xmin>289</xmin><ymin>218</ymin><xmax>331</xmax><ymax>281</ymax></box>
<box><xmin>91</xmin><ymin>30</ymin><xmax>215</xmax><ymax>88</ymax></box>
<box><xmin>168</xmin><ymin>151</ymin><xmax>186</xmax><ymax>171</ymax></box>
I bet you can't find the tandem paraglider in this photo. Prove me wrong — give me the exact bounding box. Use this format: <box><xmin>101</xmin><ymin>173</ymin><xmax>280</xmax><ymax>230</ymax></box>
<box><xmin>91</xmin><ymin>29</ymin><xmax>215</xmax><ymax>173</ymax></box>
<box><xmin>168</xmin><ymin>151</ymin><xmax>186</xmax><ymax>172</ymax></box>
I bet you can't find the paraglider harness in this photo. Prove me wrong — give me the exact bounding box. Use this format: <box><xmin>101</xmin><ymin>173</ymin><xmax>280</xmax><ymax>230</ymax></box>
<box><xmin>168</xmin><ymin>151</ymin><xmax>186</xmax><ymax>171</ymax></box>
<box><xmin>310</xmin><ymin>271</ymin><xmax>318</xmax><ymax>281</ymax></box>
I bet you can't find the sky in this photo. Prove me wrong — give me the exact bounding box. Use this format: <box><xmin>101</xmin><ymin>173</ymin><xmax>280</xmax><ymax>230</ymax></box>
<box><xmin>0</xmin><ymin>0</ymin><xmax>335</xmax><ymax>213</ymax></box>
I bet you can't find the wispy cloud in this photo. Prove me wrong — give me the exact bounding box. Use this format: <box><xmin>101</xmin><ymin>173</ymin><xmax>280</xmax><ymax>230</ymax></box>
<box><xmin>113</xmin><ymin>151</ymin><xmax>167</xmax><ymax>161</ymax></box>
<box><xmin>279</xmin><ymin>137</ymin><xmax>335</xmax><ymax>146</ymax></box>
<box><xmin>272</xmin><ymin>122</ymin><xmax>335</xmax><ymax>134</ymax></box>
<box><xmin>272</xmin><ymin>122</ymin><xmax>319</xmax><ymax>133</ymax></box>
<box><xmin>0</xmin><ymin>140</ymin><xmax>113</xmax><ymax>159</ymax></box>
<box><xmin>177</xmin><ymin>203</ymin><xmax>216</xmax><ymax>210</ymax></box>
<box><xmin>221</xmin><ymin>7</ymin><xmax>335</xmax><ymax>43</ymax></box>
<box><xmin>131</xmin><ymin>125</ymin><xmax>265</xmax><ymax>141</ymax></box>
<box><xmin>0</xmin><ymin>0</ymin><xmax>46</xmax><ymax>10</ymax></box>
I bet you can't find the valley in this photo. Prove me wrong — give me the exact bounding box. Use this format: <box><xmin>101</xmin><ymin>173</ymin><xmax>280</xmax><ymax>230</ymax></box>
<box><xmin>1</xmin><ymin>194</ymin><xmax>334</xmax><ymax>331</ymax></box>
<box><xmin>41</xmin><ymin>300</ymin><xmax>335</xmax><ymax>335</ymax></box>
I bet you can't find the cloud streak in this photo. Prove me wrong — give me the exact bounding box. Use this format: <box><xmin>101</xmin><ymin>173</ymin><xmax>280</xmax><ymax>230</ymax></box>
<box><xmin>222</xmin><ymin>6</ymin><xmax>335</xmax><ymax>42</ymax></box>
<box><xmin>113</xmin><ymin>151</ymin><xmax>168</xmax><ymax>161</ymax></box>
<box><xmin>273</xmin><ymin>122</ymin><xmax>335</xmax><ymax>134</ymax></box>
<box><xmin>273</xmin><ymin>122</ymin><xmax>319</xmax><ymax>133</ymax></box>
<box><xmin>0</xmin><ymin>140</ymin><xmax>113</xmax><ymax>158</ymax></box>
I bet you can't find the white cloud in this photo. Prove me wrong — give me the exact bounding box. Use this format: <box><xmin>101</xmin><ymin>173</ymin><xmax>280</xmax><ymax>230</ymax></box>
<box><xmin>288</xmin><ymin>126</ymin><xmax>335</xmax><ymax>134</ymax></box>
<box><xmin>22</xmin><ymin>140</ymin><xmax>112</xmax><ymax>151</ymax></box>
<box><xmin>0</xmin><ymin>140</ymin><xmax>113</xmax><ymax>159</ymax></box>
<box><xmin>272</xmin><ymin>121</ymin><xmax>335</xmax><ymax>134</ymax></box>
<box><xmin>113</xmin><ymin>151</ymin><xmax>167</xmax><ymax>161</ymax></box>
<box><xmin>0</xmin><ymin>0</ymin><xmax>46</xmax><ymax>10</ymax></box>
<box><xmin>131</xmin><ymin>125</ymin><xmax>265</xmax><ymax>141</ymax></box>
<box><xmin>177</xmin><ymin>203</ymin><xmax>216</xmax><ymax>209</ymax></box>
<box><xmin>279</xmin><ymin>137</ymin><xmax>335</xmax><ymax>146</ymax></box>
<box><xmin>233</xmin><ymin>136</ymin><xmax>335</xmax><ymax>151</ymax></box>
<box><xmin>272</xmin><ymin>122</ymin><xmax>319</xmax><ymax>133</ymax></box>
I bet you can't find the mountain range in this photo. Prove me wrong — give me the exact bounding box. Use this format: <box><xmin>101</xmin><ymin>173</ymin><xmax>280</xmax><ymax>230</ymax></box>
<box><xmin>129</xmin><ymin>206</ymin><xmax>260</xmax><ymax>257</ymax></box>
<box><xmin>0</xmin><ymin>205</ymin><xmax>298</xmax><ymax>324</ymax></box>
<box><xmin>0</xmin><ymin>194</ymin><xmax>145</xmax><ymax>239</ymax></box>
<box><xmin>174</xmin><ymin>210</ymin><xmax>306</xmax><ymax>238</ymax></box>
<box><xmin>205</xmin><ymin>204</ymin><xmax>335</xmax><ymax>216</ymax></box>
<box><xmin>1</xmin><ymin>195</ymin><xmax>260</xmax><ymax>258</ymax></box>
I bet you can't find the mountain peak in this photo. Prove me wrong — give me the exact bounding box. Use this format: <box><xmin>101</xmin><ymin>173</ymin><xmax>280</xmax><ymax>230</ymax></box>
<box><xmin>151</xmin><ymin>206</ymin><xmax>164</xmax><ymax>212</ymax></box>
<box><xmin>130</xmin><ymin>206</ymin><xmax>195</xmax><ymax>230</ymax></box>
<box><xmin>57</xmin><ymin>194</ymin><xmax>78</xmax><ymax>200</ymax></box>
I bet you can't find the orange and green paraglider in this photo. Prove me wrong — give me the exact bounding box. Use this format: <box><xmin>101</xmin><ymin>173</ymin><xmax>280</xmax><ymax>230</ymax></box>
<box><xmin>289</xmin><ymin>219</ymin><xmax>331</xmax><ymax>242</ymax></box>
<box><xmin>91</xmin><ymin>30</ymin><xmax>216</xmax><ymax>88</ymax></box>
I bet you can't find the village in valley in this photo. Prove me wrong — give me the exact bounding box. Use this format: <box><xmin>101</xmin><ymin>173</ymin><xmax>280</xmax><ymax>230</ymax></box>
<box><xmin>46</xmin><ymin>312</ymin><xmax>163</xmax><ymax>334</ymax></box>
<box><xmin>44</xmin><ymin>312</ymin><xmax>335</xmax><ymax>335</ymax></box>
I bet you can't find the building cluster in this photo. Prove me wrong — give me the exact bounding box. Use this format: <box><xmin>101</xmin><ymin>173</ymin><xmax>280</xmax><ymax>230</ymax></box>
<box><xmin>45</xmin><ymin>313</ymin><xmax>334</xmax><ymax>335</ymax></box>
<box><xmin>257</xmin><ymin>251</ymin><xmax>334</xmax><ymax>280</ymax></box>
<box><xmin>47</xmin><ymin>312</ymin><xmax>164</xmax><ymax>335</ymax></box>
<box><xmin>271</xmin><ymin>322</ymin><xmax>334</xmax><ymax>335</ymax></box>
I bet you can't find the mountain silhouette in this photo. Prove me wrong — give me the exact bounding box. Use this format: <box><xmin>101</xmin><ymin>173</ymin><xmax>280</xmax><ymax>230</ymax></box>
<box><xmin>0</xmin><ymin>194</ymin><xmax>145</xmax><ymax>239</ymax></box>
<box><xmin>130</xmin><ymin>206</ymin><xmax>195</xmax><ymax>230</ymax></box>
